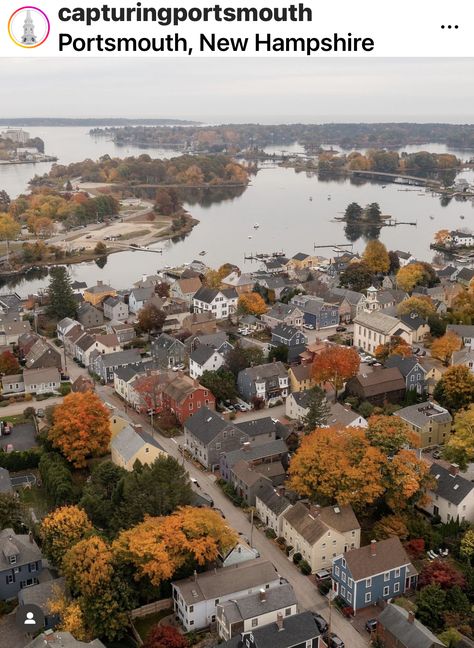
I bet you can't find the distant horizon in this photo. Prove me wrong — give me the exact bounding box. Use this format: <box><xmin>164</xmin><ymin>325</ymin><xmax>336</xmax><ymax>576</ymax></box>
<box><xmin>2</xmin><ymin>117</ymin><xmax>474</xmax><ymax>125</ymax></box>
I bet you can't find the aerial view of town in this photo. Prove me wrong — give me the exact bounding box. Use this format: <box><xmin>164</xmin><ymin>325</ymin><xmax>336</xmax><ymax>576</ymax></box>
<box><xmin>0</xmin><ymin>58</ymin><xmax>474</xmax><ymax>648</ymax></box>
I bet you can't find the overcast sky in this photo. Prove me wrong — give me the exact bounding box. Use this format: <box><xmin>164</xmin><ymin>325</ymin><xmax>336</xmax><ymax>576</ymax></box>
<box><xmin>1</xmin><ymin>58</ymin><xmax>473</xmax><ymax>123</ymax></box>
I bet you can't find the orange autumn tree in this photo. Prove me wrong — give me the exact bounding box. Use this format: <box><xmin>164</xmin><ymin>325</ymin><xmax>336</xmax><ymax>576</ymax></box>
<box><xmin>48</xmin><ymin>391</ymin><xmax>111</xmax><ymax>468</ymax></box>
<box><xmin>40</xmin><ymin>505</ymin><xmax>93</xmax><ymax>567</ymax></box>
<box><xmin>287</xmin><ymin>427</ymin><xmax>386</xmax><ymax>508</ymax></box>
<box><xmin>397</xmin><ymin>296</ymin><xmax>435</xmax><ymax>319</ymax></box>
<box><xmin>311</xmin><ymin>345</ymin><xmax>360</xmax><ymax>392</ymax></box>
<box><xmin>374</xmin><ymin>336</ymin><xmax>412</xmax><ymax>362</ymax></box>
<box><xmin>237</xmin><ymin>292</ymin><xmax>267</xmax><ymax>316</ymax></box>
<box><xmin>431</xmin><ymin>331</ymin><xmax>462</xmax><ymax>366</ymax></box>
<box><xmin>113</xmin><ymin>507</ymin><xmax>237</xmax><ymax>586</ymax></box>
<box><xmin>434</xmin><ymin>229</ymin><xmax>450</xmax><ymax>245</ymax></box>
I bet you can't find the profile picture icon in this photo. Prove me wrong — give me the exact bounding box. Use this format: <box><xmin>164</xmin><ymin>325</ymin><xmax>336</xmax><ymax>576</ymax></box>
<box><xmin>8</xmin><ymin>6</ymin><xmax>50</xmax><ymax>48</ymax></box>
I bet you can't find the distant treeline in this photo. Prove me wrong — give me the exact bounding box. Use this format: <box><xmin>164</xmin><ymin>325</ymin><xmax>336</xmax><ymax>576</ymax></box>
<box><xmin>0</xmin><ymin>118</ymin><xmax>199</xmax><ymax>126</ymax></box>
<box><xmin>89</xmin><ymin>122</ymin><xmax>474</xmax><ymax>152</ymax></box>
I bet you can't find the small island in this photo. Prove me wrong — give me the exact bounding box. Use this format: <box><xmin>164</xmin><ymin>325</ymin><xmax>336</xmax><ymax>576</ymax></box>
<box><xmin>0</xmin><ymin>128</ymin><xmax>57</xmax><ymax>165</ymax></box>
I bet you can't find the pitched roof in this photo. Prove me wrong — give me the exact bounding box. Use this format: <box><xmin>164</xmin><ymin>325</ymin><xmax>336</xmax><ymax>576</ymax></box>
<box><xmin>111</xmin><ymin>425</ymin><xmax>164</xmax><ymax>463</ymax></box>
<box><xmin>114</xmin><ymin>362</ymin><xmax>147</xmax><ymax>382</ymax></box>
<box><xmin>25</xmin><ymin>339</ymin><xmax>60</xmax><ymax>368</ymax></box>
<box><xmin>219</xmin><ymin>582</ymin><xmax>297</xmax><ymax>624</ymax></box>
<box><xmin>256</xmin><ymin>480</ymin><xmax>292</xmax><ymax>516</ymax></box>
<box><xmin>152</xmin><ymin>332</ymin><xmax>184</xmax><ymax>352</ymax></box>
<box><xmin>189</xmin><ymin>344</ymin><xmax>217</xmax><ymax>365</ymax></box>
<box><xmin>23</xmin><ymin>367</ymin><xmax>60</xmax><ymax>386</ymax></box>
<box><xmin>283</xmin><ymin>502</ymin><xmax>359</xmax><ymax>546</ymax></box>
<box><xmin>97</xmin><ymin>349</ymin><xmax>142</xmax><ymax>367</ymax></box>
<box><xmin>173</xmin><ymin>559</ymin><xmax>279</xmax><ymax>605</ymax></box>
<box><xmin>221</xmin><ymin>611</ymin><xmax>319</xmax><ymax>648</ymax></box>
<box><xmin>75</xmin><ymin>333</ymin><xmax>95</xmax><ymax>352</ymax></box>
<box><xmin>292</xmin><ymin>252</ymin><xmax>309</xmax><ymax>261</ymax></box>
<box><xmin>343</xmin><ymin>537</ymin><xmax>414</xmax><ymax>582</ymax></box>
<box><xmin>290</xmin><ymin>390</ymin><xmax>312</xmax><ymax>409</ymax></box>
<box><xmin>330</xmin><ymin>287</ymin><xmax>364</xmax><ymax>305</ymax></box>
<box><xmin>457</xmin><ymin>267</ymin><xmax>474</xmax><ymax>282</ymax></box>
<box><xmin>378</xmin><ymin>603</ymin><xmax>444</xmax><ymax>648</ymax></box>
<box><xmin>327</xmin><ymin>402</ymin><xmax>363</xmax><ymax>428</ymax></box>
<box><xmin>385</xmin><ymin>355</ymin><xmax>426</xmax><ymax>378</ymax></box>
<box><xmin>193</xmin><ymin>286</ymin><xmax>238</xmax><ymax>303</ymax></box>
<box><xmin>225</xmin><ymin>439</ymin><xmax>287</xmax><ymax>468</ymax></box>
<box><xmin>349</xmin><ymin>367</ymin><xmax>405</xmax><ymax>396</ymax></box>
<box><xmin>289</xmin><ymin>364</ymin><xmax>312</xmax><ymax>383</ymax></box>
<box><xmin>231</xmin><ymin>459</ymin><xmax>268</xmax><ymax>488</ymax></box>
<box><xmin>446</xmin><ymin>324</ymin><xmax>474</xmax><ymax>338</ymax></box>
<box><xmin>85</xmin><ymin>282</ymin><xmax>115</xmax><ymax>294</ymax></box>
<box><xmin>19</xmin><ymin>577</ymin><xmax>66</xmax><ymax>613</ymax></box>
<box><xmin>354</xmin><ymin>310</ymin><xmax>403</xmax><ymax>334</ymax></box>
<box><xmin>26</xmin><ymin>632</ymin><xmax>106</xmax><ymax>648</ymax></box>
<box><xmin>272</xmin><ymin>324</ymin><xmax>301</xmax><ymax>340</ymax></box>
<box><xmin>175</xmin><ymin>276</ymin><xmax>202</xmax><ymax>294</ymax></box>
<box><xmin>400</xmin><ymin>312</ymin><xmax>428</xmax><ymax>331</ymax></box>
<box><xmin>0</xmin><ymin>528</ymin><xmax>42</xmax><ymax>569</ymax></box>
<box><xmin>429</xmin><ymin>463</ymin><xmax>474</xmax><ymax>505</ymax></box>
<box><xmin>163</xmin><ymin>373</ymin><xmax>202</xmax><ymax>403</ymax></box>
<box><xmin>184</xmin><ymin>407</ymin><xmax>235</xmax><ymax>445</ymax></box>
<box><xmin>265</xmin><ymin>302</ymin><xmax>300</xmax><ymax>320</ymax></box>
<box><xmin>235</xmin><ymin>416</ymin><xmax>281</xmax><ymax>439</ymax></box>
<box><xmin>103</xmin><ymin>296</ymin><xmax>124</xmax><ymax>308</ymax></box>
<box><xmin>130</xmin><ymin>286</ymin><xmax>154</xmax><ymax>302</ymax></box>
<box><xmin>239</xmin><ymin>361</ymin><xmax>287</xmax><ymax>381</ymax></box>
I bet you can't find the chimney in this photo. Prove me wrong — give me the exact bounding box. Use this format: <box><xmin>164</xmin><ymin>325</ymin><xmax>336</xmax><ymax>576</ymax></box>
<box><xmin>449</xmin><ymin>463</ymin><xmax>459</xmax><ymax>476</ymax></box>
<box><xmin>29</xmin><ymin>531</ymin><xmax>33</xmax><ymax>544</ymax></box>
<box><xmin>242</xmin><ymin>442</ymin><xmax>251</xmax><ymax>452</ymax></box>
<box><xmin>97</xmin><ymin>280</ymin><xmax>103</xmax><ymax>286</ymax></box>
<box><xmin>276</xmin><ymin>612</ymin><xmax>284</xmax><ymax>631</ymax></box>
<box><xmin>276</xmin><ymin>485</ymin><xmax>285</xmax><ymax>497</ymax></box>
<box><xmin>259</xmin><ymin>589</ymin><xmax>266</xmax><ymax>603</ymax></box>
<box><xmin>407</xmin><ymin>611</ymin><xmax>415</xmax><ymax>624</ymax></box>
<box><xmin>370</xmin><ymin>539</ymin><xmax>377</xmax><ymax>557</ymax></box>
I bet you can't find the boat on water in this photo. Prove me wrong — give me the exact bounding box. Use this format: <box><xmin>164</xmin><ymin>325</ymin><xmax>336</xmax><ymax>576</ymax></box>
<box><xmin>253</xmin><ymin>223</ymin><xmax>260</xmax><ymax>229</ymax></box>
<box><xmin>327</xmin><ymin>195</ymin><xmax>331</xmax><ymax>200</ymax></box>
<box><xmin>248</xmin><ymin>235</ymin><xmax>253</xmax><ymax>239</ymax></box>
<box><xmin>309</xmin><ymin>196</ymin><xmax>313</xmax><ymax>201</ymax></box>
<box><xmin>460</xmin><ymin>215</ymin><xmax>465</xmax><ymax>220</ymax></box>
<box><xmin>199</xmin><ymin>250</ymin><xmax>206</xmax><ymax>256</ymax></box>
<box><xmin>272</xmin><ymin>251</ymin><xmax>286</xmax><ymax>257</ymax></box>
<box><xmin>382</xmin><ymin>185</ymin><xmax>386</xmax><ymax>189</ymax></box>
<box><xmin>429</xmin><ymin>216</ymin><xmax>434</xmax><ymax>220</ymax></box>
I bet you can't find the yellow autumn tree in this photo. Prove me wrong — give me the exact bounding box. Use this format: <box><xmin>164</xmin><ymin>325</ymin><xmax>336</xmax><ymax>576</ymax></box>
<box><xmin>444</xmin><ymin>405</ymin><xmax>474</xmax><ymax>469</ymax></box>
<box><xmin>113</xmin><ymin>507</ymin><xmax>237</xmax><ymax>586</ymax></box>
<box><xmin>397</xmin><ymin>296</ymin><xmax>435</xmax><ymax>319</ymax></box>
<box><xmin>362</xmin><ymin>240</ymin><xmax>390</xmax><ymax>274</ymax></box>
<box><xmin>373</xmin><ymin>515</ymin><xmax>409</xmax><ymax>540</ymax></box>
<box><xmin>40</xmin><ymin>505</ymin><xmax>93</xmax><ymax>567</ymax></box>
<box><xmin>396</xmin><ymin>263</ymin><xmax>427</xmax><ymax>292</ymax></box>
<box><xmin>431</xmin><ymin>332</ymin><xmax>462</xmax><ymax>366</ymax></box>
<box><xmin>434</xmin><ymin>229</ymin><xmax>450</xmax><ymax>245</ymax></box>
<box><xmin>238</xmin><ymin>292</ymin><xmax>267</xmax><ymax>315</ymax></box>
<box><xmin>63</xmin><ymin>536</ymin><xmax>114</xmax><ymax>598</ymax></box>
<box><xmin>48</xmin><ymin>594</ymin><xmax>90</xmax><ymax>642</ymax></box>
<box><xmin>287</xmin><ymin>427</ymin><xmax>387</xmax><ymax>508</ymax></box>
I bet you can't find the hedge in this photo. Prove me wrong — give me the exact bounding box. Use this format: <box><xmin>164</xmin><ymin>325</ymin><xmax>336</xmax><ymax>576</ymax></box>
<box><xmin>39</xmin><ymin>452</ymin><xmax>74</xmax><ymax>505</ymax></box>
<box><xmin>299</xmin><ymin>560</ymin><xmax>311</xmax><ymax>575</ymax></box>
<box><xmin>0</xmin><ymin>449</ymin><xmax>41</xmax><ymax>471</ymax></box>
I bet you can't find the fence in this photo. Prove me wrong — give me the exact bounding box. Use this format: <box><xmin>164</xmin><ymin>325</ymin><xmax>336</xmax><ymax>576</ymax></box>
<box><xmin>130</xmin><ymin>598</ymin><xmax>173</xmax><ymax>620</ymax></box>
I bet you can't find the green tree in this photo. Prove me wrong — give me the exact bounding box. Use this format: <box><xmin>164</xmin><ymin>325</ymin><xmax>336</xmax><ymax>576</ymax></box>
<box><xmin>0</xmin><ymin>492</ymin><xmax>25</xmax><ymax>532</ymax></box>
<box><xmin>460</xmin><ymin>528</ymin><xmax>474</xmax><ymax>564</ymax></box>
<box><xmin>94</xmin><ymin>241</ymin><xmax>107</xmax><ymax>255</ymax></box>
<box><xmin>199</xmin><ymin>368</ymin><xmax>237</xmax><ymax>403</ymax></box>
<box><xmin>226</xmin><ymin>344</ymin><xmax>264</xmax><ymax>378</ymax></box>
<box><xmin>415</xmin><ymin>584</ymin><xmax>446</xmax><ymax>631</ymax></box>
<box><xmin>268</xmin><ymin>345</ymin><xmax>288</xmax><ymax>363</ymax></box>
<box><xmin>344</xmin><ymin>202</ymin><xmax>363</xmax><ymax>222</ymax></box>
<box><xmin>303</xmin><ymin>386</ymin><xmax>330</xmax><ymax>432</ymax></box>
<box><xmin>0</xmin><ymin>190</ymin><xmax>10</xmax><ymax>212</ymax></box>
<box><xmin>79</xmin><ymin>461</ymin><xmax>127</xmax><ymax>531</ymax></box>
<box><xmin>339</xmin><ymin>262</ymin><xmax>374</xmax><ymax>292</ymax></box>
<box><xmin>47</xmin><ymin>266</ymin><xmax>77</xmax><ymax>320</ymax></box>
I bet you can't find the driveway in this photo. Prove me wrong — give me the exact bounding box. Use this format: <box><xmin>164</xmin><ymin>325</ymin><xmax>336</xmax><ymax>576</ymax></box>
<box><xmin>0</xmin><ymin>611</ymin><xmax>30</xmax><ymax>648</ymax></box>
<box><xmin>0</xmin><ymin>397</ymin><xmax>63</xmax><ymax>418</ymax></box>
<box><xmin>232</xmin><ymin>404</ymin><xmax>286</xmax><ymax>423</ymax></box>
<box><xmin>5</xmin><ymin>422</ymin><xmax>37</xmax><ymax>451</ymax></box>
<box><xmin>95</xmin><ymin>385</ymin><xmax>369</xmax><ymax>648</ymax></box>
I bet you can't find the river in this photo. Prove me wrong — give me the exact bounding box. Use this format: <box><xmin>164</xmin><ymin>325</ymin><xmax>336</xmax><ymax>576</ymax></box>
<box><xmin>0</xmin><ymin>127</ymin><xmax>473</xmax><ymax>296</ymax></box>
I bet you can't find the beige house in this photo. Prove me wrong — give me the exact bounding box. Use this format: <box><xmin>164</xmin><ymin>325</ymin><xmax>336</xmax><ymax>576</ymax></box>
<box><xmin>24</xmin><ymin>367</ymin><xmax>61</xmax><ymax>395</ymax></box>
<box><xmin>83</xmin><ymin>280</ymin><xmax>116</xmax><ymax>306</ymax></box>
<box><xmin>288</xmin><ymin>364</ymin><xmax>316</xmax><ymax>393</ymax></box>
<box><xmin>395</xmin><ymin>402</ymin><xmax>452</xmax><ymax>448</ymax></box>
<box><xmin>109</xmin><ymin>413</ymin><xmax>129</xmax><ymax>442</ymax></box>
<box><xmin>353</xmin><ymin>311</ymin><xmax>413</xmax><ymax>354</ymax></box>
<box><xmin>281</xmin><ymin>502</ymin><xmax>360</xmax><ymax>573</ymax></box>
<box><xmin>110</xmin><ymin>424</ymin><xmax>166</xmax><ymax>471</ymax></box>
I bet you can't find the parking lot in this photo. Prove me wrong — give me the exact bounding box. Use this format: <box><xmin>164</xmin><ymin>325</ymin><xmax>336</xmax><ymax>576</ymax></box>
<box><xmin>1</xmin><ymin>422</ymin><xmax>38</xmax><ymax>452</ymax></box>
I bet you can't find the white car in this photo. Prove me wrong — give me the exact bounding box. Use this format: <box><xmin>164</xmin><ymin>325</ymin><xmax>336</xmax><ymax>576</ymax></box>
<box><xmin>172</xmin><ymin>363</ymin><xmax>185</xmax><ymax>371</ymax></box>
<box><xmin>239</xmin><ymin>328</ymin><xmax>250</xmax><ymax>336</ymax></box>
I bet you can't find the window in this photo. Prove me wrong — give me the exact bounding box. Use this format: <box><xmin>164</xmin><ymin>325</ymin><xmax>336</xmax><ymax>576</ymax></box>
<box><xmin>216</xmin><ymin>442</ymin><xmax>221</xmax><ymax>450</ymax></box>
<box><xmin>384</xmin><ymin>572</ymin><xmax>390</xmax><ymax>582</ymax></box>
<box><xmin>366</xmin><ymin>577</ymin><xmax>372</xmax><ymax>587</ymax></box>
<box><xmin>334</xmin><ymin>566</ymin><xmax>340</xmax><ymax>577</ymax></box>
<box><xmin>342</xmin><ymin>558</ymin><xmax>346</xmax><ymax>567</ymax></box>
<box><xmin>342</xmin><ymin>572</ymin><xmax>346</xmax><ymax>583</ymax></box>
<box><xmin>365</xmin><ymin>592</ymin><xmax>372</xmax><ymax>603</ymax></box>
<box><xmin>189</xmin><ymin>605</ymin><xmax>194</xmax><ymax>613</ymax></box>
<box><xmin>251</xmin><ymin>618</ymin><xmax>258</xmax><ymax>627</ymax></box>
<box><xmin>394</xmin><ymin>568</ymin><xmax>400</xmax><ymax>578</ymax></box>
<box><xmin>215</xmin><ymin>599</ymin><xmax>219</xmax><ymax>605</ymax></box>
<box><xmin>285</xmin><ymin>608</ymin><xmax>292</xmax><ymax>616</ymax></box>
<box><xmin>394</xmin><ymin>582</ymin><xmax>400</xmax><ymax>593</ymax></box>
<box><xmin>6</xmin><ymin>574</ymin><xmax>14</xmax><ymax>584</ymax></box>
<box><xmin>9</xmin><ymin>555</ymin><xmax>16</xmax><ymax>565</ymax></box>
<box><xmin>347</xmin><ymin>591</ymin><xmax>352</xmax><ymax>603</ymax></box>
<box><xmin>383</xmin><ymin>586</ymin><xmax>390</xmax><ymax>596</ymax></box>
<box><xmin>341</xmin><ymin>586</ymin><xmax>346</xmax><ymax>597</ymax></box>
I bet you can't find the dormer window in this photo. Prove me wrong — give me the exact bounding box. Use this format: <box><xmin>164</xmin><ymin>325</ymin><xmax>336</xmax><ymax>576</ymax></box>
<box><xmin>9</xmin><ymin>555</ymin><xmax>17</xmax><ymax>565</ymax></box>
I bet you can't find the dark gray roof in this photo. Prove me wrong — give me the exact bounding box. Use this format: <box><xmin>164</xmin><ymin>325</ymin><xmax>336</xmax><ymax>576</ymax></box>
<box><xmin>185</xmin><ymin>407</ymin><xmax>237</xmax><ymax>445</ymax></box>
<box><xmin>112</xmin><ymin>362</ymin><xmax>146</xmax><ymax>382</ymax></box>
<box><xmin>292</xmin><ymin>252</ymin><xmax>309</xmax><ymax>261</ymax></box>
<box><xmin>103</xmin><ymin>296</ymin><xmax>124</xmax><ymax>308</ymax></box>
<box><xmin>152</xmin><ymin>333</ymin><xmax>184</xmax><ymax>352</ymax></box>
<box><xmin>457</xmin><ymin>268</ymin><xmax>474</xmax><ymax>282</ymax></box>
<box><xmin>221</xmin><ymin>611</ymin><xmax>320</xmax><ymax>648</ymax></box>
<box><xmin>190</xmin><ymin>344</ymin><xmax>217</xmax><ymax>365</ymax></box>
<box><xmin>239</xmin><ymin>361</ymin><xmax>287</xmax><ymax>382</ymax></box>
<box><xmin>290</xmin><ymin>390</ymin><xmax>312</xmax><ymax>409</ymax></box>
<box><xmin>225</xmin><ymin>439</ymin><xmax>287</xmax><ymax>469</ymax></box>
<box><xmin>236</xmin><ymin>417</ymin><xmax>280</xmax><ymax>439</ymax></box>
<box><xmin>378</xmin><ymin>604</ymin><xmax>444</xmax><ymax>648</ymax></box>
<box><xmin>26</xmin><ymin>632</ymin><xmax>106</xmax><ymax>648</ymax></box>
<box><xmin>272</xmin><ymin>324</ymin><xmax>301</xmax><ymax>340</ymax></box>
<box><xmin>0</xmin><ymin>528</ymin><xmax>42</xmax><ymax>570</ymax></box>
<box><xmin>130</xmin><ymin>286</ymin><xmax>154</xmax><ymax>302</ymax></box>
<box><xmin>19</xmin><ymin>577</ymin><xmax>66</xmax><ymax>613</ymax></box>
<box><xmin>75</xmin><ymin>333</ymin><xmax>95</xmax><ymax>352</ymax></box>
<box><xmin>436</xmin><ymin>265</ymin><xmax>457</xmax><ymax>278</ymax></box>
<box><xmin>400</xmin><ymin>312</ymin><xmax>428</xmax><ymax>331</ymax></box>
<box><xmin>194</xmin><ymin>286</ymin><xmax>237</xmax><ymax>303</ymax></box>
<box><xmin>446</xmin><ymin>324</ymin><xmax>474</xmax><ymax>338</ymax></box>
<box><xmin>265</xmin><ymin>303</ymin><xmax>300</xmax><ymax>320</ymax></box>
<box><xmin>385</xmin><ymin>355</ymin><xmax>426</xmax><ymax>378</ymax></box>
<box><xmin>98</xmin><ymin>349</ymin><xmax>141</xmax><ymax>367</ymax></box>
<box><xmin>330</xmin><ymin>287</ymin><xmax>364</xmax><ymax>305</ymax></box>
<box><xmin>429</xmin><ymin>463</ymin><xmax>474</xmax><ymax>505</ymax></box>
<box><xmin>256</xmin><ymin>480</ymin><xmax>291</xmax><ymax>516</ymax></box>
<box><xmin>219</xmin><ymin>582</ymin><xmax>296</xmax><ymax>624</ymax></box>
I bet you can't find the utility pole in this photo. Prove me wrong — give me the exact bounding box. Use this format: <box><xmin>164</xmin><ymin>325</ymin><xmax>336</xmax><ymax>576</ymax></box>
<box><xmin>249</xmin><ymin>509</ymin><xmax>254</xmax><ymax>548</ymax></box>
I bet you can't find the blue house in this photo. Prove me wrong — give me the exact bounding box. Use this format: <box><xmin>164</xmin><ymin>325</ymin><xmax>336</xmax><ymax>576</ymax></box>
<box><xmin>385</xmin><ymin>355</ymin><xmax>427</xmax><ymax>394</ymax></box>
<box><xmin>331</xmin><ymin>537</ymin><xmax>417</xmax><ymax>613</ymax></box>
<box><xmin>292</xmin><ymin>297</ymin><xmax>339</xmax><ymax>330</ymax></box>
<box><xmin>0</xmin><ymin>528</ymin><xmax>43</xmax><ymax>600</ymax></box>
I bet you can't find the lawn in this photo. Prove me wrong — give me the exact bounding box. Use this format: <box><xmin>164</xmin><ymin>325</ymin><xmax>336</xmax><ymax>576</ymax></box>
<box><xmin>133</xmin><ymin>608</ymin><xmax>174</xmax><ymax>641</ymax></box>
<box><xmin>19</xmin><ymin>485</ymin><xmax>51</xmax><ymax>519</ymax></box>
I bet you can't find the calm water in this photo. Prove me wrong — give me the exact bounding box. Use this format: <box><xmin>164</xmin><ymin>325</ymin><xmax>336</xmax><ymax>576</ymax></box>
<box><xmin>0</xmin><ymin>128</ymin><xmax>473</xmax><ymax>296</ymax></box>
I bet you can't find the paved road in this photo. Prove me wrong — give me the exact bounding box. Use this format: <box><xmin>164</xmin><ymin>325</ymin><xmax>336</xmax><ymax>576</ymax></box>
<box><xmin>96</xmin><ymin>384</ymin><xmax>369</xmax><ymax>648</ymax></box>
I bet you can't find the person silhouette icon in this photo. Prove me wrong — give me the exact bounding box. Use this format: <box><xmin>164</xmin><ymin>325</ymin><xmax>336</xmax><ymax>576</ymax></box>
<box><xmin>24</xmin><ymin>612</ymin><xmax>35</xmax><ymax>625</ymax></box>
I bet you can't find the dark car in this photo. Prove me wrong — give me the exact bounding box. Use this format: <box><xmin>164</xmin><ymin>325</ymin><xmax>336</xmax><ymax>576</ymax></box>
<box><xmin>336</xmin><ymin>325</ymin><xmax>347</xmax><ymax>332</ymax></box>
<box><xmin>312</xmin><ymin>613</ymin><xmax>328</xmax><ymax>634</ymax></box>
<box><xmin>36</xmin><ymin>408</ymin><xmax>45</xmax><ymax>418</ymax></box>
<box><xmin>324</xmin><ymin>633</ymin><xmax>345</xmax><ymax>648</ymax></box>
<box><xmin>432</xmin><ymin>449</ymin><xmax>442</xmax><ymax>459</ymax></box>
<box><xmin>365</xmin><ymin>618</ymin><xmax>378</xmax><ymax>633</ymax></box>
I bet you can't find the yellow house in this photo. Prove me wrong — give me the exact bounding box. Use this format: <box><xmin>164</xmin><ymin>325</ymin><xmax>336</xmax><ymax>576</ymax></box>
<box><xmin>288</xmin><ymin>364</ymin><xmax>316</xmax><ymax>393</ymax></box>
<box><xmin>84</xmin><ymin>280</ymin><xmax>117</xmax><ymax>306</ymax></box>
<box><xmin>110</xmin><ymin>424</ymin><xmax>166</xmax><ymax>471</ymax></box>
<box><xmin>109</xmin><ymin>413</ymin><xmax>129</xmax><ymax>442</ymax></box>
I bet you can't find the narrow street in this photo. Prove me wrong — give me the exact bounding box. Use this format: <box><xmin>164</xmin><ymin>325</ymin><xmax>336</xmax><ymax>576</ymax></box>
<box><xmin>96</xmin><ymin>384</ymin><xmax>369</xmax><ymax>648</ymax></box>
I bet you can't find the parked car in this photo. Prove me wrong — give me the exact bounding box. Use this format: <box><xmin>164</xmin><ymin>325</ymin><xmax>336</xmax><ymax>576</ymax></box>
<box><xmin>35</xmin><ymin>408</ymin><xmax>45</xmax><ymax>418</ymax></box>
<box><xmin>432</xmin><ymin>449</ymin><xmax>442</xmax><ymax>459</ymax></box>
<box><xmin>324</xmin><ymin>633</ymin><xmax>345</xmax><ymax>648</ymax></box>
<box><xmin>303</xmin><ymin>323</ymin><xmax>315</xmax><ymax>330</ymax></box>
<box><xmin>172</xmin><ymin>363</ymin><xmax>185</xmax><ymax>371</ymax></box>
<box><xmin>315</xmin><ymin>569</ymin><xmax>331</xmax><ymax>581</ymax></box>
<box><xmin>365</xmin><ymin>618</ymin><xmax>378</xmax><ymax>633</ymax></box>
<box><xmin>336</xmin><ymin>325</ymin><xmax>347</xmax><ymax>332</ymax></box>
<box><xmin>312</xmin><ymin>614</ymin><xmax>328</xmax><ymax>634</ymax></box>
<box><xmin>190</xmin><ymin>477</ymin><xmax>201</xmax><ymax>488</ymax></box>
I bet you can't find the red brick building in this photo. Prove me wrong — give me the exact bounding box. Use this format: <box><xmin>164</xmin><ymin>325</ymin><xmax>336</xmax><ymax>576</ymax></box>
<box><xmin>161</xmin><ymin>374</ymin><xmax>215</xmax><ymax>424</ymax></box>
